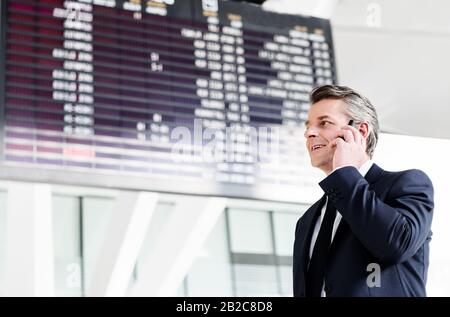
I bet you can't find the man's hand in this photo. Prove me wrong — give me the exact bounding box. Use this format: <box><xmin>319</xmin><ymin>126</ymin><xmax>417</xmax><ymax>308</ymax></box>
<box><xmin>330</xmin><ymin>125</ymin><xmax>368</xmax><ymax>171</ymax></box>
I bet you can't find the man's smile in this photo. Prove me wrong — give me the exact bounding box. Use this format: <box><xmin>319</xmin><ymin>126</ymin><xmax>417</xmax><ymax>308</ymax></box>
<box><xmin>311</xmin><ymin>144</ymin><xmax>327</xmax><ymax>152</ymax></box>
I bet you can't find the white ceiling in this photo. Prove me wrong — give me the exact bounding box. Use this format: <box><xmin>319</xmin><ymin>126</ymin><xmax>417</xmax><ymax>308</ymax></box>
<box><xmin>261</xmin><ymin>0</ymin><xmax>450</xmax><ymax>139</ymax></box>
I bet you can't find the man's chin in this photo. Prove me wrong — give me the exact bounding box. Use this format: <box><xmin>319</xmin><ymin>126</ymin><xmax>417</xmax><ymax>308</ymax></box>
<box><xmin>310</xmin><ymin>158</ymin><xmax>330</xmax><ymax>170</ymax></box>
<box><xmin>310</xmin><ymin>159</ymin><xmax>320</xmax><ymax>168</ymax></box>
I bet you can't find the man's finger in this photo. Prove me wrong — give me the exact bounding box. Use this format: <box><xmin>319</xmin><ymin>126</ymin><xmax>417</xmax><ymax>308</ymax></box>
<box><xmin>342</xmin><ymin>126</ymin><xmax>360</xmax><ymax>143</ymax></box>
<box><xmin>336</xmin><ymin>138</ymin><xmax>346</xmax><ymax>146</ymax></box>
<box><xmin>342</xmin><ymin>129</ymin><xmax>354</xmax><ymax>143</ymax></box>
<box><xmin>332</xmin><ymin>137</ymin><xmax>345</xmax><ymax>148</ymax></box>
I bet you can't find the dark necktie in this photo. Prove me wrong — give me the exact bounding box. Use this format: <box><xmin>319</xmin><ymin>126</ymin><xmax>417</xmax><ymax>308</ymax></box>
<box><xmin>305</xmin><ymin>199</ymin><xmax>337</xmax><ymax>297</ymax></box>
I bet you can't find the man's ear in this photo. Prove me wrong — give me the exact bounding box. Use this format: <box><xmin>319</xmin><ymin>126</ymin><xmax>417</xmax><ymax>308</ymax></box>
<box><xmin>359</xmin><ymin>122</ymin><xmax>370</xmax><ymax>139</ymax></box>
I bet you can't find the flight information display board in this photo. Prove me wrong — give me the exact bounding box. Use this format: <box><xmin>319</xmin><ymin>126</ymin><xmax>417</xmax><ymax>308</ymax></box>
<box><xmin>0</xmin><ymin>0</ymin><xmax>336</xmax><ymax>202</ymax></box>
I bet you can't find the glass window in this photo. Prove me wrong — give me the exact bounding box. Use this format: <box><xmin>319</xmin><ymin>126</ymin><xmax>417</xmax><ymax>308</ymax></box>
<box><xmin>228</xmin><ymin>209</ymin><xmax>273</xmax><ymax>254</ymax></box>
<box><xmin>136</xmin><ymin>202</ymin><xmax>174</xmax><ymax>270</ymax></box>
<box><xmin>272</xmin><ymin>210</ymin><xmax>306</xmax><ymax>296</ymax></box>
<box><xmin>175</xmin><ymin>278</ymin><xmax>188</xmax><ymax>297</ymax></box>
<box><xmin>81</xmin><ymin>197</ymin><xmax>115</xmax><ymax>291</ymax></box>
<box><xmin>279</xmin><ymin>265</ymin><xmax>293</xmax><ymax>296</ymax></box>
<box><xmin>52</xmin><ymin>195</ymin><xmax>82</xmax><ymax>297</ymax></box>
<box><xmin>129</xmin><ymin>202</ymin><xmax>175</xmax><ymax>295</ymax></box>
<box><xmin>227</xmin><ymin>209</ymin><xmax>282</xmax><ymax>296</ymax></box>
<box><xmin>53</xmin><ymin>195</ymin><xmax>116</xmax><ymax>296</ymax></box>
<box><xmin>272</xmin><ymin>212</ymin><xmax>300</xmax><ymax>256</ymax></box>
<box><xmin>186</xmin><ymin>212</ymin><xmax>233</xmax><ymax>296</ymax></box>
<box><xmin>234</xmin><ymin>264</ymin><xmax>279</xmax><ymax>296</ymax></box>
<box><xmin>0</xmin><ymin>191</ymin><xmax>7</xmax><ymax>293</ymax></box>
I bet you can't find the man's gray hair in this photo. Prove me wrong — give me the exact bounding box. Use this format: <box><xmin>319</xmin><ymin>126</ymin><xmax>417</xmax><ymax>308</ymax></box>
<box><xmin>310</xmin><ymin>85</ymin><xmax>380</xmax><ymax>158</ymax></box>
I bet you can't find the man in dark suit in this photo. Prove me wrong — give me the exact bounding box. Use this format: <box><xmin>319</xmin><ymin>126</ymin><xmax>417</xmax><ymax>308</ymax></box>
<box><xmin>293</xmin><ymin>85</ymin><xmax>434</xmax><ymax>297</ymax></box>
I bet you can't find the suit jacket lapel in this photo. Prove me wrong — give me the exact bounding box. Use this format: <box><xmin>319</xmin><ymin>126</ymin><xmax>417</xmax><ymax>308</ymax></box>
<box><xmin>300</xmin><ymin>195</ymin><xmax>326</xmax><ymax>276</ymax></box>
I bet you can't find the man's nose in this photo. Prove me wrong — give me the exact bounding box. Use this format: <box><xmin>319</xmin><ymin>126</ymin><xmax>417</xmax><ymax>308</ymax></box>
<box><xmin>304</xmin><ymin>126</ymin><xmax>318</xmax><ymax>138</ymax></box>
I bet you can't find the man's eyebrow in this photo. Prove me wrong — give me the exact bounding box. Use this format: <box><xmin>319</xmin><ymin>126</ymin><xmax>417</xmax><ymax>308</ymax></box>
<box><xmin>317</xmin><ymin>115</ymin><xmax>333</xmax><ymax>121</ymax></box>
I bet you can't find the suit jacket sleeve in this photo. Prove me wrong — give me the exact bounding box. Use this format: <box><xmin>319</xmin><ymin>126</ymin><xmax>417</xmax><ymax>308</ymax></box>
<box><xmin>319</xmin><ymin>166</ymin><xmax>434</xmax><ymax>265</ymax></box>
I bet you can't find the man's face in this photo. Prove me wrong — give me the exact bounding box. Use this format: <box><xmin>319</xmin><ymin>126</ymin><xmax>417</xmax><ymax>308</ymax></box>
<box><xmin>304</xmin><ymin>98</ymin><xmax>349</xmax><ymax>173</ymax></box>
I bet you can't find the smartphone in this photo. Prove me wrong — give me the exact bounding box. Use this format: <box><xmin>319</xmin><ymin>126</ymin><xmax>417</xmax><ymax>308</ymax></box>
<box><xmin>338</xmin><ymin>120</ymin><xmax>354</xmax><ymax>140</ymax></box>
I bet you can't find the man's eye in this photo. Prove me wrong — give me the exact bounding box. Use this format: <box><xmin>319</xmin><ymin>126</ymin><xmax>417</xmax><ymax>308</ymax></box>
<box><xmin>320</xmin><ymin>121</ymin><xmax>331</xmax><ymax>126</ymax></box>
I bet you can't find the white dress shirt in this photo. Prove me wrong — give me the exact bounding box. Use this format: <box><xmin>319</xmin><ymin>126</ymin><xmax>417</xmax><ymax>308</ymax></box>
<box><xmin>308</xmin><ymin>160</ymin><xmax>373</xmax><ymax>296</ymax></box>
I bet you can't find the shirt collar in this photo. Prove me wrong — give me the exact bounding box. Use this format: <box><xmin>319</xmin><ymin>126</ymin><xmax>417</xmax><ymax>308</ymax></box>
<box><xmin>358</xmin><ymin>159</ymin><xmax>374</xmax><ymax>177</ymax></box>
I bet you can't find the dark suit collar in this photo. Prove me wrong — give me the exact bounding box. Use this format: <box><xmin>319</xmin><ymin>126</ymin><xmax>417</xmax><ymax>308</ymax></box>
<box><xmin>365</xmin><ymin>163</ymin><xmax>385</xmax><ymax>184</ymax></box>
